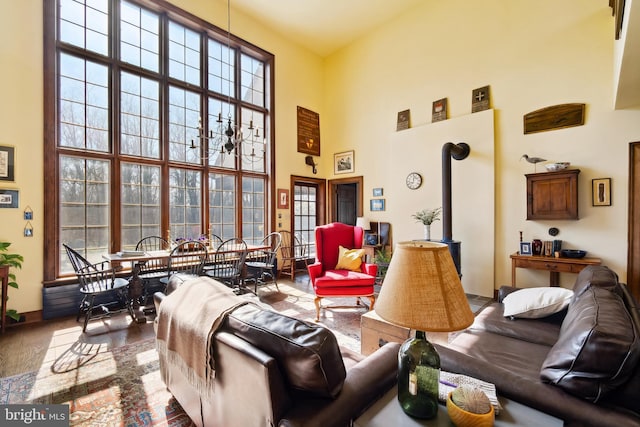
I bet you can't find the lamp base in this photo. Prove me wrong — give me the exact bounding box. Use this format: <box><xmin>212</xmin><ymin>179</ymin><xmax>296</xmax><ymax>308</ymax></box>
<box><xmin>397</xmin><ymin>330</ymin><xmax>440</xmax><ymax>419</ymax></box>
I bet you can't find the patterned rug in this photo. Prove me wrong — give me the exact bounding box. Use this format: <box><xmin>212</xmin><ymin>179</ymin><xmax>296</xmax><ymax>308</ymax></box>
<box><xmin>0</xmin><ymin>282</ymin><xmax>365</xmax><ymax>426</ymax></box>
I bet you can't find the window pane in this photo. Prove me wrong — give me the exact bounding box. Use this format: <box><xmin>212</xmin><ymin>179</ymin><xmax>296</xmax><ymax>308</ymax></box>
<box><xmin>209</xmin><ymin>173</ymin><xmax>235</xmax><ymax>241</ymax></box>
<box><xmin>169</xmin><ymin>86</ymin><xmax>200</xmax><ymax>163</ymax></box>
<box><xmin>120</xmin><ymin>71</ymin><xmax>160</xmax><ymax>158</ymax></box>
<box><xmin>59</xmin><ymin>53</ymin><xmax>109</xmax><ymax>152</ymax></box>
<box><xmin>169</xmin><ymin>168</ymin><xmax>202</xmax><ymax>241</ymax></box>
<box><xmin>208</xmin><ymin>38</ymin><xmax>234</xmax><ymax>98</ymax></box>
<box><xmin>241</xmin><ymin>176</ymin><xmax>265</xmax><ymax>243</ymax></box>
<box><xmin>241</xmin><ymin>53</ymin><xmax>264</xmax><ymax>108</ymax></box>
<box><xmin>59</xmin><ymin>155</ymin><xmax>110</xmax><ymax>272</ymax></box>
<box><xmin>168</xmin><ymin>21</ymin><xmax>200</xmax><ymax>86</ymax></box>
<box><xmin>120</xmin><ymin>1</ymin><xmax>159</xmax><ymax>72</ymax></box>
<box><xmin>59</xmin><ymin>0</ymin><xmax>109</xmax><ymax>56</ymax></box>
<box><xmin>121</xmin><ymin>163</ymin><xmax>161</xmax><ymax>249</ymax></box>
<box><xmin>240</xmin><ymin>108</ymin><xmax>266</xmax><ymax>173</ymax></box>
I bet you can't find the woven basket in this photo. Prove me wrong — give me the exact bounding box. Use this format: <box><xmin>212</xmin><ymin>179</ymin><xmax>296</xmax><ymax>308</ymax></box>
<box><xmin>446</xmin><ymin>391</ymin><xmax>495</xmax><ymax>427</ymax></box>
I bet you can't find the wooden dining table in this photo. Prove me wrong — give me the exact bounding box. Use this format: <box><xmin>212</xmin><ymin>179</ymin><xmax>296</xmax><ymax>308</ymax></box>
<box><xmin>103</xmin><ymin>243</ymin><xmax>270</xmax><ymax>323</ymax></box>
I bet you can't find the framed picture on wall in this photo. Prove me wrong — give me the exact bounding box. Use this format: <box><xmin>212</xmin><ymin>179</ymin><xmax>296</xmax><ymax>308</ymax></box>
<box><xmin>334</xmin><ymin>150</ymin><xmax>355</xmax><ymax>174</ymax></box>
<box><xmin>592</xmin><ymin>178</ymin><xmax>611</xmax><ymax>206</ymax></box>
<box><xmin>0</xmin><ymin>145</ymin><xmax>15</xmax><ymax>182</ymax></box>
<box><xmin>370</xmin><ymin>199</ymin><xmax>385</xmax><ymax>212</ymax></box>
<box><xmin>372</xmin><ymin>188</ymin><xmax>383</xmax><ymax>197</ymax></box>
<box><xmin>277</xmin><ymin>188</ymin><xmax>289</xmax><ymax>209</ymax></box>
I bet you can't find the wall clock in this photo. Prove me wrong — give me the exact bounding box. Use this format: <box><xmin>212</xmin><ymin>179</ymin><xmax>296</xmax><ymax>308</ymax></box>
<box><xmin>406</xmin><ymin>172</ymin><xmax>422</xmax><ymax>190</ymax></box>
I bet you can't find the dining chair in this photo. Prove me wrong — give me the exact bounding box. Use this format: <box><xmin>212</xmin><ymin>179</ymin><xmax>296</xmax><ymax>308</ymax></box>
<box><xmin>245</xmin><ymin>232</ymin><xmax>282</xmax><ymax>293</ymax></box>
<box><xmin>278</xmin><ymin>230</ymin><xmax>310</xmax><ymax>280</ymax></box>
<box><xmin>134</xmin><ymin>236</ymin><xmax>170</xmax><ymax>305</ymax></box>
<box><xmin>204</xmin><ymin>237</ymin><xmax>248</xmax><ymax>292</ymax></box>
<box><xmin>159</xmin><ymin>240</ymin><xmax>207</xmax><ymax>289</ymax></box>
<box><xmin>63</xmin><ymin>244</ymin><xmax>133</xmax><ymax>332</ymax></box>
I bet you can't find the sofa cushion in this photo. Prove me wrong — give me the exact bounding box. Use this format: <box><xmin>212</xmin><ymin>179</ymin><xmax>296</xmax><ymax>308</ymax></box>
<box><xmin>503</xmin><ymin>287</ymin><xmax>573</xmax><ymax>319</ymax></box>
<box><xmin>335</xmin><ymin>245</ymin><xmax>364</xmax><ymax>271</ymax></box>
<box><xmin>540</xmin><ymin>286</ymin><xmax>640</xmax><ymax>401</ymax></box>
<box><xmin>223</xmin><ymin>303</ymin><xmax>346</xmax><ymax>398</ymax></box>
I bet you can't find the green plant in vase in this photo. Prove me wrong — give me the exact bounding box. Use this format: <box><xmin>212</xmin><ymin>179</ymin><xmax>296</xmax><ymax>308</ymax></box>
<box><xmin>412</xmin><ymin>207</ymin><xmax>442</xmax><ymax>241</ymax></box>
<box><xmin>0</xmin><ymin>241</ymin><xmax>24</xmax><ymax>321</ymax></box>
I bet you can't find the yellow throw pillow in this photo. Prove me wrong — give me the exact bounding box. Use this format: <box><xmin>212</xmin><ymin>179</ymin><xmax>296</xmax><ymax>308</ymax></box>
<box><xmin>335</xmin><ymin>245</ymin><xmax>365</xmax><ymax>271</ymax></box>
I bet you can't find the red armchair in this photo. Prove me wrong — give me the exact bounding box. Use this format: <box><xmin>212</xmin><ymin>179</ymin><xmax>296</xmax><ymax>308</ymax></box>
<box><xmin>307</xmin><ymin>222</ymin><xmax>377</xmax><ymax>321</ymax></box>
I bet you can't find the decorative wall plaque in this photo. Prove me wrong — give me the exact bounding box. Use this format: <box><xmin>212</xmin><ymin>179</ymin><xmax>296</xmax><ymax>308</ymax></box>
<box><xmin>297</xmin><ymin>106</ymin><xmax>320</xmax><ymax>156</ymax></box>
<box><xmin>432</xmin><ymin>98</ymin><xmax>448</xmax><ymax>122</ymax></box>
<box><xmin>471</xmin><ymin>86</ymin><xmax>490</xmax><ymax>113</ymax></box>
<box><xmin>396</xmin><ymin>109</ymin><xmax>410</xmax><ymax>131</ymax></box>
<box><xmin>523</xmin><ymin>103</ymin><xmax>585</xmax><ymax>134</ymax></box>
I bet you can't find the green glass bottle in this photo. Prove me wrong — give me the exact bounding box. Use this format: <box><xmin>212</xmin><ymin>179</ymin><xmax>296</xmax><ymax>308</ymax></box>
<box><xmin>397</xmin><ymin>330</ymin><xmax>440</xmax><ymax>419</ymax></box>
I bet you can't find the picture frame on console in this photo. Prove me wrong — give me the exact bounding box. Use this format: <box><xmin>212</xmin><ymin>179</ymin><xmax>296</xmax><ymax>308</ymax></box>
<box><xmin>519</xmin><ymin>241</ymin><xmax>532</xmax><ymax>256</ymax></box>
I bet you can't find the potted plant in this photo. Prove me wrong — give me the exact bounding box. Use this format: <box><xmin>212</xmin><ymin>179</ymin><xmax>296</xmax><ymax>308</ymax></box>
<box><xmin>411</xmin><ymin>207</ymin><xmax>442</xmax><ymax>241</ymax></box>
<box><xmin>0</xmin><ymin>241</ymin><xmax>24</xmax><ymax>322</ymax></box>
<box><xmin>446</xmin><ymin>385</ymin><xmax>495</xmax><ymax>427</ymax></box>
<box><xmin>373</xmin><ymin>247</ymin><xmax>392</xmax><ymax>284</ymax></box>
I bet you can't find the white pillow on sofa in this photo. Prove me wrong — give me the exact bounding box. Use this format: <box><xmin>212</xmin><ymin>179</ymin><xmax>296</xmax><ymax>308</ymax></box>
<box><xmin>503</xmin><ymin>287</ymin><xmax>573</xmax><ymax>319</ymax></box>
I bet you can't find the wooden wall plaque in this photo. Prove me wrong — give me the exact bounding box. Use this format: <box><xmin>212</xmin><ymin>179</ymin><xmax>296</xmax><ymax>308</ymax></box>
<box><xmin>524</xmin><ymin>103</ymin><xmax>585</xmax><ymax>134</ymax></box>
<box><xmin>297</xmin><ymin>106</ymin><xmax>320</xmax><ymax>156</ymax></box>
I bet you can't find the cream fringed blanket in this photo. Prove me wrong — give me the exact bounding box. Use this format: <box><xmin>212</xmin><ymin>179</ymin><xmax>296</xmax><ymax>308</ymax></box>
<box><xmin>156</xmin><ymin>277</ymin><xmax>248</xmax><ymax>398</ymax></box>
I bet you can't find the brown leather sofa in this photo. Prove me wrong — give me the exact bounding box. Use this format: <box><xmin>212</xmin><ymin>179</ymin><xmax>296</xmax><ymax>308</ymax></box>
<box><xmin>153</xmin><ymin>277</ymin><xmax>399</xmax><ymax>427</ymax></box>
<box><xmin>436</xmin><ymin>265</ymin><xmax>640</xmax><ymax>427</ymax></box>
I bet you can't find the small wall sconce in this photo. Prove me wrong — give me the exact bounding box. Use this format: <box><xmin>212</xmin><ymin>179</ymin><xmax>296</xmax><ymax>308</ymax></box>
<box><xmin>305</xmin><ymin>155</ymin><xmax>317</xmax><ymax>174</ymax></box>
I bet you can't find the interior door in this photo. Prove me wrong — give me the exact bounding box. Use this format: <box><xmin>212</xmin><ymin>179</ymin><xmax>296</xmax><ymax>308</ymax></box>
<box><xmin>329</xmin><ymin>176</ymin><xmax>363</xmax><ymax>224</ymax></box>
<box><xmin>336</xmin><ymin>183</ymin><xmax>357</xmax><ymax>224</ymax></box>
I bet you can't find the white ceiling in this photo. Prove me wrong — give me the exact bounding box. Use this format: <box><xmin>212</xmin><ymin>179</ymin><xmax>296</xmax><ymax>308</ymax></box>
<box><xmin>228</xmin><ymin>0</ymin><xmax>425</xmax><ymax>57</ymax></box>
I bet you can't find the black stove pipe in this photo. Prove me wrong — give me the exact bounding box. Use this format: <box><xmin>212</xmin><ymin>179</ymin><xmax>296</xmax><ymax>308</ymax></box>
<box><xmin>441</xmin><ymin>142</ymin><xmax>470</xmax><ymax>276</ymax></box>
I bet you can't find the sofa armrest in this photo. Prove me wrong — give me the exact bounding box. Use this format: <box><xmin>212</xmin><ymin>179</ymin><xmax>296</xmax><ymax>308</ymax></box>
<box><xmin>278</xmin><ymin>342</ymin><xmax>400</xmax><ymax>427</ymax></box>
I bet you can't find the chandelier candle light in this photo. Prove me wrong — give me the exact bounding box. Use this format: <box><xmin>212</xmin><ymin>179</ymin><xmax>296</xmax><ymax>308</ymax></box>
<box><xmin>375</xmin><ymin>241</ymin><xmax>474</xmax><ymax>419</ymax></box>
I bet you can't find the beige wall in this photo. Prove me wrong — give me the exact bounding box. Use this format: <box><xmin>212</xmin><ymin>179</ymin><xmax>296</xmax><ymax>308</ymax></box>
<box><xmin>323</xmin><ymin>0</ymin><xmax>640</xmax><ymax>290</ymax></box>
<box><xmin>1</xmin><ymin>0</ymin><xmax>638</xmax><ymax>313</ymax></box>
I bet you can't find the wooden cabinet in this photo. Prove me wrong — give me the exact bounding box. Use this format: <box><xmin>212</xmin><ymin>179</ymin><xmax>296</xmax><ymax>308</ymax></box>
<box><xmin>526</xmin><ymin>169</ymin><xmax>580</xmax><ymax>220</ymax></box>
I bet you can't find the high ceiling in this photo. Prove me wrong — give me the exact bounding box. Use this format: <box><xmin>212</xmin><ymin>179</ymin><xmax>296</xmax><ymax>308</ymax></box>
<box><xmin>227</xmin><ymin>0</ymin><xmax>425</xmax><ymax>57</ymax></box>
<box><xmin>225</xmin><ymin>0</ymin><xmax>639</xmax><ymax>108</ymax></box>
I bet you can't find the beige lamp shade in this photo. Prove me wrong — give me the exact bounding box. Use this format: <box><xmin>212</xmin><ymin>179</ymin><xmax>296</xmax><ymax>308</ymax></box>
<box><xmin>355</xmin><ymin>217</ymin><xmax>371</xmax><ymax>230</ymax></box>
<box><xmin>376</xmin><ymin>241</ymin><xmax>474</xmax><ymax>332</ymax></box>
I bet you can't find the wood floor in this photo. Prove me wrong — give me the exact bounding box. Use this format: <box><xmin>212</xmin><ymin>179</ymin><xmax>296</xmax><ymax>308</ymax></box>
<box><xmin>0</xmin><ymin>274</ymin><xmax>492</xmax><ymax>378</ymax></box>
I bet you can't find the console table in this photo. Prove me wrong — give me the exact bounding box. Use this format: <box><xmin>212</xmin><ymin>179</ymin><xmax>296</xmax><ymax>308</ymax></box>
<box><xmin>354</xmin><ymin>388</ymin><xmax>563</xmax><ymax>426</ymax></box>
<box><xmin>510</xmin><ymin>253</ymin><xmax>601</xmax><ymax>287</ymax></box>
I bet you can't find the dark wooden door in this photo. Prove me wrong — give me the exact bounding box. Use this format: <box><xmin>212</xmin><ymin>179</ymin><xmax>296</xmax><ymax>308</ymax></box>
<box><xmin>627</xmin><ymin>142</ymin><xmax>640</xmax><ymax>301</ymax></box>
<box><xmin>336</xmin><ymin>183</ymin><xmax>357</xmax><ymax>224</ymax></box>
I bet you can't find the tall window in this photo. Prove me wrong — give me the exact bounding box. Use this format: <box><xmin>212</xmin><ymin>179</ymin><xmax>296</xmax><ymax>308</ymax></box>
<box><xmin>45</xmin><ymin>0</ymin><xmax>274</xmax><ymax>280</ymax></box>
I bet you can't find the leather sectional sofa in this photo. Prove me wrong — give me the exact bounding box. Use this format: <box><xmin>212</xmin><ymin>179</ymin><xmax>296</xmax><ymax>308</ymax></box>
<box><xmin>436</xmin><ymin>265</ymin><xmax>640</xmax><ymax>427</ymax></box>
<box><xmin>154</xmin><ymin>277</ymin><xmax>399</xmax><ymax>427</ymax></box>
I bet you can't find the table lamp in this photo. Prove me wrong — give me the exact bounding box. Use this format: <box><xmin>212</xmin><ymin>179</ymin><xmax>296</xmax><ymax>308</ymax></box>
<box><xmin>375</xmin><ymin>241</ymin><xmax>474</xmax><ymax>419</ymax></box>
<box><xmin>355</xmin><ymin>217</ymin><xmax>371</xmax><ymax>231</ymax></box>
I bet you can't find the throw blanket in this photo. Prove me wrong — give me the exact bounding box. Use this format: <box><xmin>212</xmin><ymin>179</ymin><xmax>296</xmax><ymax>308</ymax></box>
<box><xmin>156</xmin><ymin>276</ymin><xmax>248</xmax><ymax>398</ymax></box>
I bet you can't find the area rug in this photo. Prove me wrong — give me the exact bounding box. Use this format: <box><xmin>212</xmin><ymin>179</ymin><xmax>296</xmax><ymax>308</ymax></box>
<box><xmin>0</xmin><ymin>282</ymin><xmax>365</xmax><ymax>426</ymax></box>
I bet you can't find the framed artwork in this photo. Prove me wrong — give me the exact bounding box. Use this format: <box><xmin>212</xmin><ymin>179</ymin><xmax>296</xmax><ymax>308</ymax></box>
<box><xmin>0</xmin><ymin>145</ymin><xmax>15</xmax><ymax>182</ymax></box>
<box><xmin>519</xmin><ymin>242</ymin><xmax>532</xmax><ymax>256</ymax></box>
<box><xmin>592</xmin><ymin>178</ymin><xmax>611</xmax><ymax>206</ymax></box>
<box><xmin>364</xmin><ymin>232</ymin><xmax>379</xmax><ymax>246</ymax></box>
<box><xmin>372</xmin><ymin>188</ymin><xmax>383</xmax><ymax>197</ymax></box>
<box><xmin>277</xmin><ymin>188</ymin><xmax>289</xmax><ymax>209</ymax></box>
<box><xmin>370</xmin><ymin>198</ymin><xmax>385</xmax><ymax>212</ymax></box>
<box><xmin>334</xmin><ymin>150</ymin><xmax>355</xmax><ymax>174</ymax></box>
<box><xmin>432</xmin><ymin>98</ymin><xmax>448</xmax><ymax>122</ymax></box>
<box><xmin>0</xmin><ymin>189</ymin><xmax>19</xmax><ymax>208</ymax></box>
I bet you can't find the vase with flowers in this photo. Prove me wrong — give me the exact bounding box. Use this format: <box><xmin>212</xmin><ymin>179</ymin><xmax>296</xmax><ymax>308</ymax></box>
<box><xmin>412</xmin><ymin>207</ymin><xmax>442</xmax><ymax>241</ymax></box>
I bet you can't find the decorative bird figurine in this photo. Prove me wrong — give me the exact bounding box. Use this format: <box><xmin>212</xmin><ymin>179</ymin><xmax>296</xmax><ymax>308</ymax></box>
<box><xmin>520</xmin><ymin>154</ymin><xmax>547</xmax><ymax>172</ymax></box>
